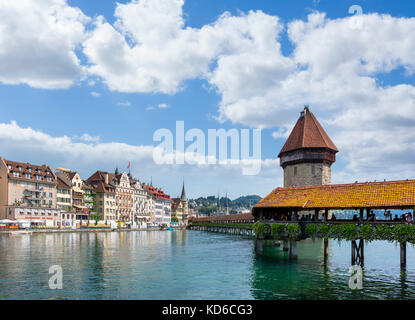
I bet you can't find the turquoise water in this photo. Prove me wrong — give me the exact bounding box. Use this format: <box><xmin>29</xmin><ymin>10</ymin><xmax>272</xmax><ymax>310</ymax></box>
<box><xmin>0</xmin><ymin>230</ymin><xmax>414</xmax><ymax>299</ymax></box>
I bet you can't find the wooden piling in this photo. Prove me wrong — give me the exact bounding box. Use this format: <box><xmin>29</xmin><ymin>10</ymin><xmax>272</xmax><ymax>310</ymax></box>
<box><xmin>401</xmin><ymin>241</ymin><xmax>407</xmax><ymax>269</ymax></box>
<box><xmin>323</xmin><ymin>238</ymin><xmax>329</xmax><ymax>260</ymax></box>
<box><xmin>289</xmin><ymin>240</ymin><xmax>297</xmax><ymax>260</ymax></box>
<box><xmin>283</xmin><ymin>239</ymin><xmax>289</xmax><ymax>251</ymax></box>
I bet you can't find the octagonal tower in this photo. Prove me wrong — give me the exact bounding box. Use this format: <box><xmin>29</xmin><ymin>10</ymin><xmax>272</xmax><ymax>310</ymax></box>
<box><xmin>279</xmin><ymin>106</ymin><xmax>338</xmax><ymax>187</ymax></box>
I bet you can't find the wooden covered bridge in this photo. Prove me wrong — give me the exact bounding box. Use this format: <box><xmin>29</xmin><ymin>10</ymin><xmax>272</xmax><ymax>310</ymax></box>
<box><xmin>190</xmin><ymin>179</ymin><xmax>415</xmax><ymax>268</ymax></box>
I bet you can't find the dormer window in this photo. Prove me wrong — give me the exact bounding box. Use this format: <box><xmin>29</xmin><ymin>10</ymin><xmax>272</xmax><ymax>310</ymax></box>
<box><xmin>7</xmin><ymin>165</ymin><xmax>11</xmax><ymax>169</ymax></box>
<box><xmin>13</xmin><ymin>172</ymin><xmax>20</xmax><ymax>177</ymax></box>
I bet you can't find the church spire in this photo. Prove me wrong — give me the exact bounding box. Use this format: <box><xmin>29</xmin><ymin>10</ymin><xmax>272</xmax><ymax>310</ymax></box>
<box><xmin>180</xmin><ymin>179</ymin><xmax>187</xmax><ymax>202</ymax></box>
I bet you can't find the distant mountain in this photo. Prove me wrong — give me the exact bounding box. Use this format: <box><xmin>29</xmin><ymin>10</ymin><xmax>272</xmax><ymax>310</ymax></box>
<box><xmin>190</xmin><ymin>195</ymin><xmax>262</xmax><ymax>215</ymax></box>
<box><xmin>232</xmin><ymin>195</ymin><xmax>262</xmax><ymax>207</ymax></box>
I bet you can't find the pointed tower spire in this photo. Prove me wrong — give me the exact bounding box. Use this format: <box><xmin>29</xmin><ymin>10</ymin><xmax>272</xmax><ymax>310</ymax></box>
<box><xmin>115</xmin><ymin>167</ymin><xmax>119</xmax><ymax>175</ymax></box>
<box><xmin>180</xmin><ymin>178</ymin><xmax>187</xmax><ymax>202</ymax></box>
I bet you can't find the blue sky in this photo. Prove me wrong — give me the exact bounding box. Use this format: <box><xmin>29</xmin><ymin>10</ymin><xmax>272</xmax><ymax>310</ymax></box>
<box><xmin>0</xmin><ymin>0</ymin><xmax>414</xmax><ymax>199</ymax></box>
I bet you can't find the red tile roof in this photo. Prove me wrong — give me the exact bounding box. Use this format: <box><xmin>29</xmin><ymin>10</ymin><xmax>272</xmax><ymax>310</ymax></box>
<box><xmin>279</xmin><ymin>107</ymin><xmax>338</xmax><ymax>156</ymax></box>
<box><xmin>254</xmin><ymin>179</ymin><xmax>415</xmax><ymax>210</ymax></box>
<box><xmin>144</xmin><ymin>184</ymin><xmax>172</xmax><ymax>201</ymax></box>
<box><xmin>4</xmin><ymin>159</ymin><xmax>56</xmax><ymax>184</ymax></box>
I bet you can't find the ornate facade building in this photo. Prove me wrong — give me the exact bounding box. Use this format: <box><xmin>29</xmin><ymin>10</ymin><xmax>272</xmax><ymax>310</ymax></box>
<box><xmin>114</xmin><ymin>170</ymin><xmax>134</xmax><ymax>222</ymax></box>
<box><xmin>279</xmin><ymin>106</ymin><xmax>338</xmax><ymax>187</ymax></box>
<box><xmin>130</xmin><ymin>175</ymin><xmax>151</xmax><ymax>223</ymax></box>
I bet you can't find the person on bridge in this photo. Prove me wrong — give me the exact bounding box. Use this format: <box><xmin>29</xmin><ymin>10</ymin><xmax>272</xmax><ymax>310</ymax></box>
<box><xmin>393</xmin><ymin>214</ymin><xmax>400</xmax><ymax>221</ymax></box>
<box><xmin>384</xmin><ymin>210</ymin><xmax>392</xmax><ymax>221</ymax></box>
<box><xmin>406</xmin><ymin>213</ymin><xmax>413</xmax><ymax>223</ymax></box>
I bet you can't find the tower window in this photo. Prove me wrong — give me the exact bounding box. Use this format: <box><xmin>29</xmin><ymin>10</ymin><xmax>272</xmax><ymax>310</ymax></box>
<box><xmin>294</xmin><ymin>166</ymin><xmax>297</xmax><ymax>176</ymax></box>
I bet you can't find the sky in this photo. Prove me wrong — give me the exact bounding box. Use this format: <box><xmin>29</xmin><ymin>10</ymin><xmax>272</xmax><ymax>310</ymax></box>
<box><xmin>0</xmin><ymin>0</ymin><xmax>415</xmax><ymax>199</ymax></box>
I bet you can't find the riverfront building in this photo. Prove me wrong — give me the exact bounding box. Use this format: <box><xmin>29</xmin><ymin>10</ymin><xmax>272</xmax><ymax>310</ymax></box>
<box><xmin>144</xmin><ymin>184</ymin><xmax>172</xmax><ymax>226</ymax></box>
<box><xmin>87</xmin><ymin>171</ymin><xmax>117</xmax><ymax>222</ymax></box>
<box><xmin>171</xmin><ymin>182</ymin><xmax>189</xmax><ymax>224</ymax></box>
<box><xmin>130</xmin><ymin>175</ymin><xmax>151</xmax><ymax>223</ymax></box>
<box><xmin>114</xmin><ymin>170</ymin><xmax>134</xmax><ymax>222</ymax></box>
<box><xmin>0</xmin><ymin>158</ymin><xmax>61</xmax><ymax>226</ymax></box>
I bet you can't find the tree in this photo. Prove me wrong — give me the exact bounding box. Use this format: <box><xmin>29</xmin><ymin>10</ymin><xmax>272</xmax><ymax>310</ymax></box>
<box><xmin>171</xmin><ymin>216</ymin><xmax>179</xmax><ymax>223</ymax></box>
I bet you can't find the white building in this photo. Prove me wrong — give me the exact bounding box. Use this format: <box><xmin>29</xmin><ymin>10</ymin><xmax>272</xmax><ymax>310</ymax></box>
<box><xmin>144</xmin><ymin>184</ymin><xmax>172</xmax><ymax>226</ymax></box>
<box><xmin>130</xmin><ymin>175</ymin><xmax>151</xmax><ymax>223</ymax></box>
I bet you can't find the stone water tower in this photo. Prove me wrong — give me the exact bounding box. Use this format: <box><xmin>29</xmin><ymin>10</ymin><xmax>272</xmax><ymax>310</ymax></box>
<box><xmin>279</xmin><ymin>106</ymin><xmax>338</xmax><ymax>187</ymax></box>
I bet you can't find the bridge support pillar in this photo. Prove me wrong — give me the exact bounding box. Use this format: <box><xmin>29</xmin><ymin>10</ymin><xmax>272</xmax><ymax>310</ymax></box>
<box><xmin>283</xmin><ymin>240</ymin><xmax>289</xmax><ymax>251</ymax></box>
<box><xmin>401</xmin><ymin>241</ymin><xmax>407</xmax><ymax>269</ymax></box>
<box><xmin>324</xmin><ymin>238</ymin><xmax>329</xmax><ymax>261</ymax></box>
<box><xmin>255</xmin><ymin>237</ymin><xmax>263</xmax><ymax>255</ymax></box>
<box><xmin>289</xmin><ymin>240</ymin><xmax>297</xmax><ymax>260</ymax></box>
<box><xmin>351</xmin><ymin>239</ymin><xmax>364</xmax><ymax>267</ymax></box>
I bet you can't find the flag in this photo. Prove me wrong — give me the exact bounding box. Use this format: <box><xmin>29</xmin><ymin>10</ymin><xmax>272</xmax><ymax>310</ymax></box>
<box><xmin>127</xmin><ymin>162</ymin><xmax>130</xmax><ymax>169</ymax></box>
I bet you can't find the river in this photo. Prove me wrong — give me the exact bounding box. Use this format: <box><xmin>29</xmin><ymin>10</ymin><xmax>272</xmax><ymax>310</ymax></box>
<box><xmin>0</xmin><ymin>230</ymin><xmax>414</xmax><ymax>299</ymax></box>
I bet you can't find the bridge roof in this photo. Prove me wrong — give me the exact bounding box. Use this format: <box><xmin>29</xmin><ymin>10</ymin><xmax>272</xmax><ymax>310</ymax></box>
<box><xmin>254</xmin><ymin>179</ymin><xmax>415</xmax><ymax>211</ymax></box>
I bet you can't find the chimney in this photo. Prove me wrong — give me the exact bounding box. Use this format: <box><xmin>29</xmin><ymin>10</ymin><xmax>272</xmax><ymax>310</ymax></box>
<box><xmin>104</xmin><ymin>173</ymin><xmax>109</xmax><ymax>184</ymax></box>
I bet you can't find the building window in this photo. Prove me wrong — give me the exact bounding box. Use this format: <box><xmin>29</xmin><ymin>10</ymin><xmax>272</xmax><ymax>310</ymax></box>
<box><xmin>312</xmin><ymin>165</ymin><xmax>315</xmax><ymax>175</ymax></box>
<box><xmin>294</xmin><ymin>166</ymin><xmax>297</xmax><ymax>176</ymax></box>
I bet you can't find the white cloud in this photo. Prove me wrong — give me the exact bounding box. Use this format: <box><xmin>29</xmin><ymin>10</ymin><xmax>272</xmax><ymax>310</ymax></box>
<box><xmin>82</xmin><ymin>0</ymin><xmax>287</xmax><ymax>94</ymax></box>
<box><xmin>90</xmin><ymin>91</ymin><xmax>100</xmax><ymax>97</ymax></box>
<box><xmin>0</xmin><ymin>121</ymin><xmax>280</xmax><ymax>198</ymax></box>
<box><xmin>0</xmin><ymin>0</ymin><xmax>90</xmax><ymax>89</ymax></box>
<box><xmin>158</xmin><ymin>103</ymin><xmax>169</xmax><ymax>109</ymax></box>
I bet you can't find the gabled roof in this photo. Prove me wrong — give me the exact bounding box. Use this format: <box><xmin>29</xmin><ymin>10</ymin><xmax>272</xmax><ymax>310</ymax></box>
<box><xmin>56</xmin><ymin>173</ymin><xmax>72</xmax><ymax>189</ymax></box>
<box><xmin>3</xmin><ymin>159</ymin><xmax>56</xmax><ymax>183</ymax></box>
<box><xmin>279</xmin><ymin>106</ymin><xmax>338</xmax><ymax>156</ymax></box>
<box><xmin>87</xmin><ymin>171</ymin><xmax>116</xmax><ymax>193</ymax></box>
<box><xmin>254</xmin><ymin>179</ymin><xmax>415</xmax><ymax>210</ymax></box>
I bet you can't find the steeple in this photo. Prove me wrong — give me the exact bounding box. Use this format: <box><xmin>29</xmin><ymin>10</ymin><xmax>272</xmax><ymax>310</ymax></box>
<box><xmin>115</xmin><ymin>167</ymin><xmax>119</xmax><ymax>175</ymax></box>
<box><xmin>180</xmin><ymin>179</ymin><xmax>187</xmax><ymax>202</ymax></box>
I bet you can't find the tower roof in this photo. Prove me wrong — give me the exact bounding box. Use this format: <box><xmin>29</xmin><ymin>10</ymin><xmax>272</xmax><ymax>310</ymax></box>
<box><xmin>278</xmin><ymin>106</ymin><xmax>338</xmax><ymax>156</ymax></box>
<box><xmin>181</xmin><ymin>180</ymin><xmax>187</xmax><ymax>202</ymax></box>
